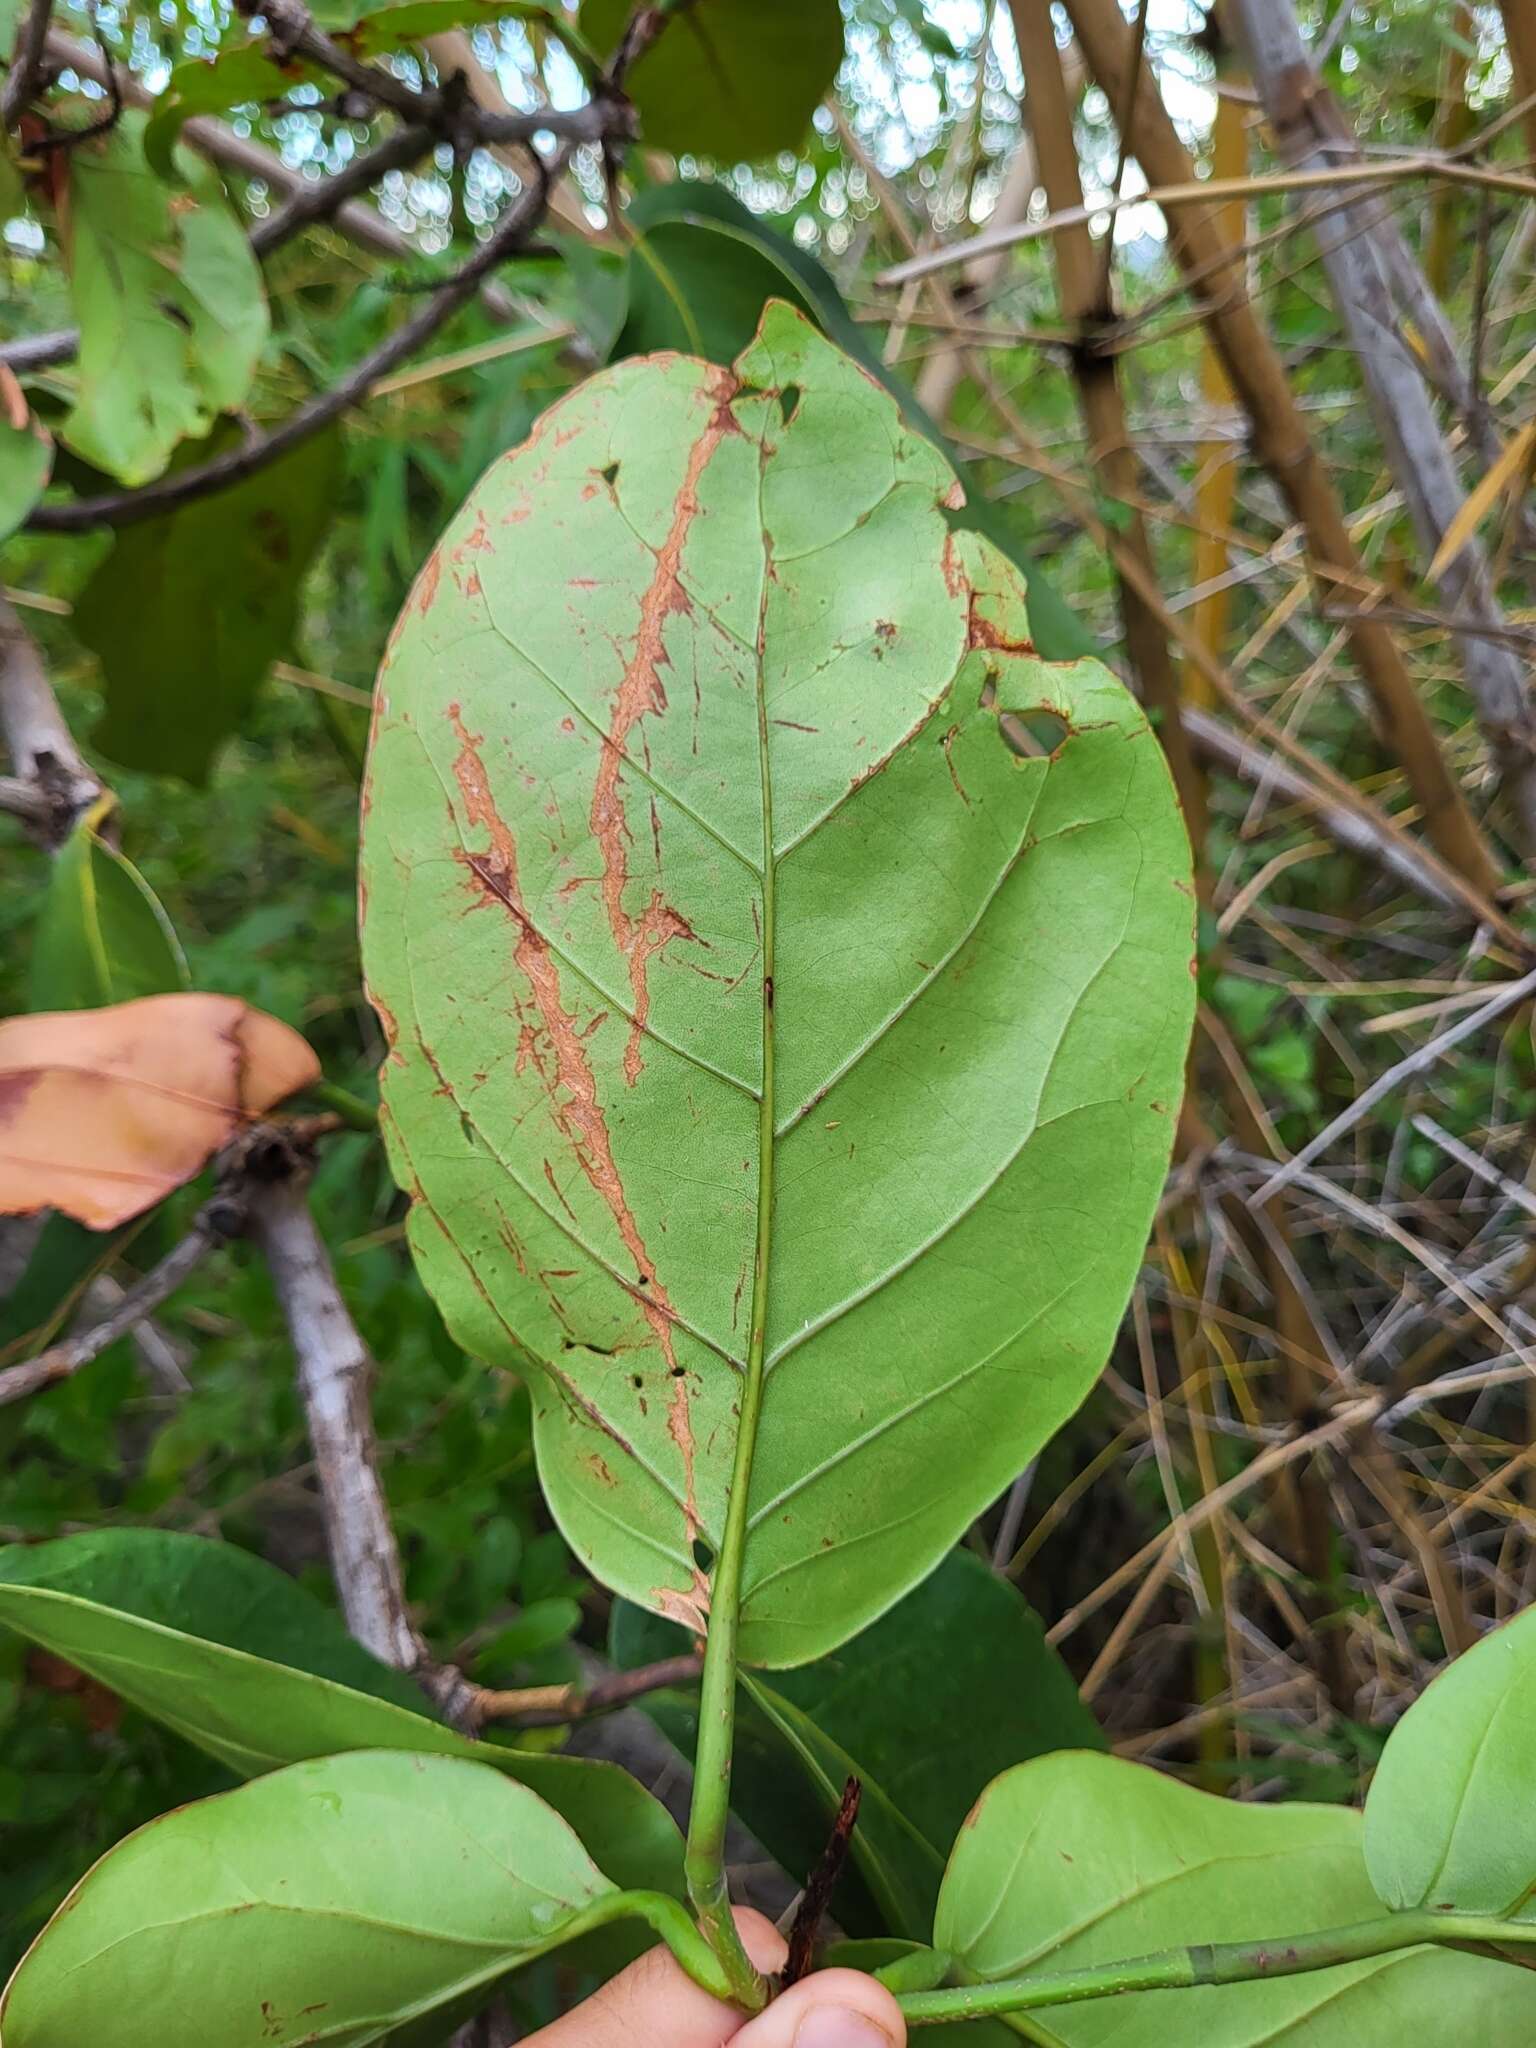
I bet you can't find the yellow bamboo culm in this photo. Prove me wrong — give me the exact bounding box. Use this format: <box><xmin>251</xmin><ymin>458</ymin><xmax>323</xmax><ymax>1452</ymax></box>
<box><xmin>1188</xmin><ymin>76</ymin><xmax>1247</xmax><ymax>705</ymax></box>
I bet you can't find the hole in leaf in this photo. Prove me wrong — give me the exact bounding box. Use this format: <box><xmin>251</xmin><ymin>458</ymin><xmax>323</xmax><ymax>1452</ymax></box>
<box><xmin>693</xmin><ymin>1538</ymin><xmax>715</xmax><ymax>1573</ymax></box>
<box><xmin>1001</xmin><ymin>708</ymin><xmax>1070</xmax><ymax>758</ymax></box>
<box><xmin>600</xmin><ymin>461</ymin><xmax>620</xmax><ymax>485</ymax></box>
<box><xmin>778</xmin><ymin>383</ymin><xmax>801</xmax><ymax>426</ymax></box>
<box><xmin>632</xmin><ymin>1373</ymin><xmax>645</xmax><ymax>1390</ymax></box>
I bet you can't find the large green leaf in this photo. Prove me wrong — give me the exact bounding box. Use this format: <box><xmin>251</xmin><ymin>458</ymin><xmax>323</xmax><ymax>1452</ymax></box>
<box><xmin>0</xmin><ymin>1531</ymin><xmax>422</xmax><ymax>1707</ymax></box>
<box><xmin>0</xmin><ymin>1529</ymin><xmax>684</xmax><ymax>1900</ymax></box>
<box><xmin>610</xmin><ymin>184</ymin><xmax>1092</xmax><ymax>662</ymax></box>
<box><xmin>74</xmin><ymin>426</ymin><xmax>338</xmax><ymax>782</ymax></box>
<box><xmin>1364</xmin><ymin>1604</ymin><xmax>1536</xmax><ymax>1919</ymax></box>
<box><xmin>935</xmin><ymin>1752</ymin><xmax>1536</xmax><ymax>2044</ymax></box>
<box><xmin>0</xmin><ymin>1750</ymin><xmax>619</xmax><ymax>2048</ymax></box>
<box><xmin>62</xmin><ymin>116</ymin><xmax>267</xmax><ymax>484</ymax></box>
<box><xmin>581</xmin><ymin>0</ymin><xmax>842</xmax><ymax>160</ymax></box>
<box><xmin>28</xmin><ymin>806</ymin><xmax>189</xmax><ymax>1011</ymax></box>
<box><xmin>613</xmin><ymin>1551</ymin><xmax>1103</xmax><ymax>1939</ymax></box>
<box><xmin>360</xmin><ymin>303</ymin><xmax>1193</xmax><ymax>1669</ymax></box>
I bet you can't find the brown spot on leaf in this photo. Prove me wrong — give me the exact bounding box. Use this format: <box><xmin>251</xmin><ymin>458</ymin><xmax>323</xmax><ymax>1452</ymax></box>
<box><xmin>415</xmin><ymin>550</ymin><xmax>442</xmax><ymax>616</ymax></box>
<box><xmin>452</xmin><ymin>513</ymin><xmax>493</xmax><ymax>561</ymax></box>
<box><xmin>448</xmin><ymin>706</ymin><xmax>688</xmax><ymax>1396</ymax></box>
<box><xmin>655</xmin><ymin>1584</ymin><xmax>711</xmax><ymax>1633</ymax></box>
<box><xmin>967</xmin><ymin>591</ymin><xmax>1036</xmax><ymax>656</ymax></box>
<box><xmin>668</xmin><ymin>1367</ymin><xmax>704</xmax><ymax>1550</ymax></box>
<box><xmin>941</xmin><ymin>725</ymin><xmax>972</xmax><ymax>806</ymax></box>
<box><xmin>589</xmin><ymin>366</ymin><xmax>738</xmax><ymax>1086</ymax></box>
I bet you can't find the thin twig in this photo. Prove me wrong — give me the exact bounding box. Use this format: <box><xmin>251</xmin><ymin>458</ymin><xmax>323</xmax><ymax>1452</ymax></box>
<box><xmin>1095</xmin><ymin>0</ymin><xmax>1147</xmax><ymax>301</ymax></box>
<box><xmin>27</xmin><ymin>144</ymin><xmax>570</xmax><ymax>533</ymax></box>
<box><xmin>1</xmin><ymin>0</ymin><xmax>55</xmax><ymax>128</ymax></box>
<box><xmin>781</xmin><ymin>1776</ymin><xmax>861</xmax><ymax>1988</ymax></box>
<box><xmin>1250</xmin><ymin>964</ymin><xmax>1536</xmax><ymax>1205</ymax></box>
<box><xmin>0</xmin><ymin>1202</ymin><xmax>233</xmax><ymax>1408</ymax></box>
<box><xmin>467</xmin><ymin>1652</ymin><xmax>703</xmax><ymax>1729</ymax></box>
<box><xmin>247</xmin><ymin>121</ymin><xmax>437</xmax><ymax>257</ymax></box>
<box><xmin>875</xmin><ymin>154</ymin><xmax>1536</xmax><ymax>288</ymax></box>
<box><xmin>1053</xmin><ymin>1399</ymin><xmax>1381</xmax><ymax>1673</ymax></box>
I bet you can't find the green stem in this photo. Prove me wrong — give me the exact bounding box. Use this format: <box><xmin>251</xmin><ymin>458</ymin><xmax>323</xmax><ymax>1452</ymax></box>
<box><xmin>307</xmin><ymin>1077</ymin><xmax>379</xmax><ymax>1131</ymax></box>
<box><xmin>873</xmin><ymin>1948</ymin><xmax>955</xmax><ymax>1994</ymax></box>
<box><xmin>896</xmin><ymin>1912</ymin><xmax>1536</xmax><ymax>2026</ymax></box>
<box><xmin>580</xmin><ymin>1891</ymin><xmax>738</xmax><ymax>2002</ymax></box>
<box><xmin>680</xmin><ymin>589</ymin><xmax>779</xmax><ymax>2014</ymax></box>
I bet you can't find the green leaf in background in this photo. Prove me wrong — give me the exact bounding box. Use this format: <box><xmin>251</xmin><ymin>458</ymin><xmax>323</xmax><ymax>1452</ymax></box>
<box><xmin>0</xmin><ymin>1750</ymin><xmax>619</xmax><ymax>2048</ymax></box>
<box><xmin>611</xmin><ymin>184</ymin><xmax>1092</xmax><ymax>660</ymax></box>
<box><xmin>361</xmin><ymin>304</ymin><xmax>1193</xmax><ymax>1669</ymax></box>
<box><xmin>0</xmin><ymin>1529</ymin><xmax>685</xmax><ymax>1900</ymax></box>
<box><xmin>0</xmin><ymin>1531</ymin><xmax>421</xmax><ymax>1707</ymax></box>
<box><xmin>581</xmin><ymin>0</ymin><xmax>842</xmax><ymax>160</ymax></box>
<box><xmin>0</xmin><ymin>370</ymin><xmax>52</xmax><ymax>541</ymax></box>
<box><xmin>74</xmin><ymin>427</ymin><xmax>339</xmax><ymax>782</ymax></box>
<box><xmin>28</xmin><ymin>803</ymin><xmax>190</xmax><ymax>1011</ymax></box>
<box><xmin>935</xmin><ymin>1751</ymin><xmax>1536</xmax><ymax>2045</ymax></box>
<box><xmin>61</xmin><ymin>115</ymin><xmax>268</xmax><ymax>485</ymax></box>
<box><xmin>613</xmin><ymin>1552</ymin><xmax>1102</xmax><ymax>1939</ymax></box>
<box><xmin>616</xmin><ymin>180</ymin><xmax>852</xmax><ymax>366</ymax></box>
<box><xmin>143</xmin><ymin>47</ymin><xmax>323</xmax><ymax>176</ymax></box>
<box><xmin>1364</xmin><ymin>1604</ymin><xmax>1536</xmax><ymax>1919</ymax></box>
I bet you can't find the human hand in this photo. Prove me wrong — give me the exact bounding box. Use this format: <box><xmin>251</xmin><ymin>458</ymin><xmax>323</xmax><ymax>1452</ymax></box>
<box><xmin>521</xmin><ymin>1910</ymin><xmax>905</xmax><ymax>2048</ymax></box>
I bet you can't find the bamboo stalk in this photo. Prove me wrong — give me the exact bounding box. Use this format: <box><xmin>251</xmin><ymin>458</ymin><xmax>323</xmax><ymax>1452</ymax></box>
<box><xmin>1055</xmin><ymin>0</ymin><xmax>1505</xmax><ymax>897</ymax></box>
<box><xmin>1006</xmin><ymin>0</ymin><xmax>1205</xmax><ymax>848</ymax></box>
<box><xmin>1426</xmin><ymin>6</ymin><xmax>1477</xmax><ymax>298</ymax></box>
<box><xmin>1229</xmin><ymin>0</ymin><xmax>1536</xmax><ymax>857</ymax></box>
<box><xmin>1190</xmin><ymin>55</ymin><xmax>1248</xmax><ymax>699</ymax></box>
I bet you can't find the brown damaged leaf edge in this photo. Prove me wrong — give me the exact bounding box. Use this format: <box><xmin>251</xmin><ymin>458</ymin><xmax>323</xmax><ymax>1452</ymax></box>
<box><xmin>447</xmin><ymin>702</ymin><xmax>709</xmax><ymax>1611</ymax></box>
<box><xmin>589</xmin><ymin>365</ymin><xmax>742</xmax><ymax>1090</ymax></box>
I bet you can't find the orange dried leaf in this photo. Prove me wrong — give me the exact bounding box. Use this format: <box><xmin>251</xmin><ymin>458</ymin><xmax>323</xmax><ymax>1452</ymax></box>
<box><xmin>0</xmin><ymin>993</ymin><xmax>321</xmax><ymax>1229</ymax></box>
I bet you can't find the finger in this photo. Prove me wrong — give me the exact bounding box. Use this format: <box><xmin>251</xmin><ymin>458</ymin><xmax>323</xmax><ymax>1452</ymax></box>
<box><xmin>730</xmin><ymin>1967</ymin><xmax>906</xmax><ymax>2048</ymax></box>
<box><xmin>522</xmin><ymin>1909</ymin><xmax>789</xmax><ymax>2048</ymax></box>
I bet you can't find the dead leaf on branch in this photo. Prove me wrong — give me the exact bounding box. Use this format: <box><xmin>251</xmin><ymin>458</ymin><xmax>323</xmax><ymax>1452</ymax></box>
<box><xmin>0</xmin><ymin>993</ymin><xmax>321</xmax><ymax>1229</ymax></box>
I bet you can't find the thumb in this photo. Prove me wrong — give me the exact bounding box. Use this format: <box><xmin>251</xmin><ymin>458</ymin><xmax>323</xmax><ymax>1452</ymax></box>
<box><xmin>731</xmin><ymin>1968</ymin><xmax>906</xmax><ymax>2048</ymax></box>
<box><xmin>521</xmin><ymin>1909</ymin><xmax>787</xmax><ymax>2048</ymax></box>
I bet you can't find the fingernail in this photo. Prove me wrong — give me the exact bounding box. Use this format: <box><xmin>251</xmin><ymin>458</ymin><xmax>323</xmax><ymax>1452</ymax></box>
<box><xmin>793</xmin><ymin>2005</ymin><xmax>894</xmax><ymax>2048</ymax></box>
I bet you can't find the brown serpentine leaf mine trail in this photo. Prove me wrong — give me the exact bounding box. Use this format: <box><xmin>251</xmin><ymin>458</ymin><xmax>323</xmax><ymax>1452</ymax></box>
<box><xmin>447</xmin><ymin>704</ymin><xmax>706</xmax><ymax>1579</ymax></box>
<box><xmin>588</xmin><ymin>367</ymin><xmax>741</xmax><ymax>1091</ymax></box>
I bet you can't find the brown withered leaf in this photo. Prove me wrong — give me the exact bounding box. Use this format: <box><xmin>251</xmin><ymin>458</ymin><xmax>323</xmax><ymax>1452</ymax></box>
<box><xmin>0</xmin><ymin>993</ymin><xmax>320</xmax><ymax>1229</ymax></box>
